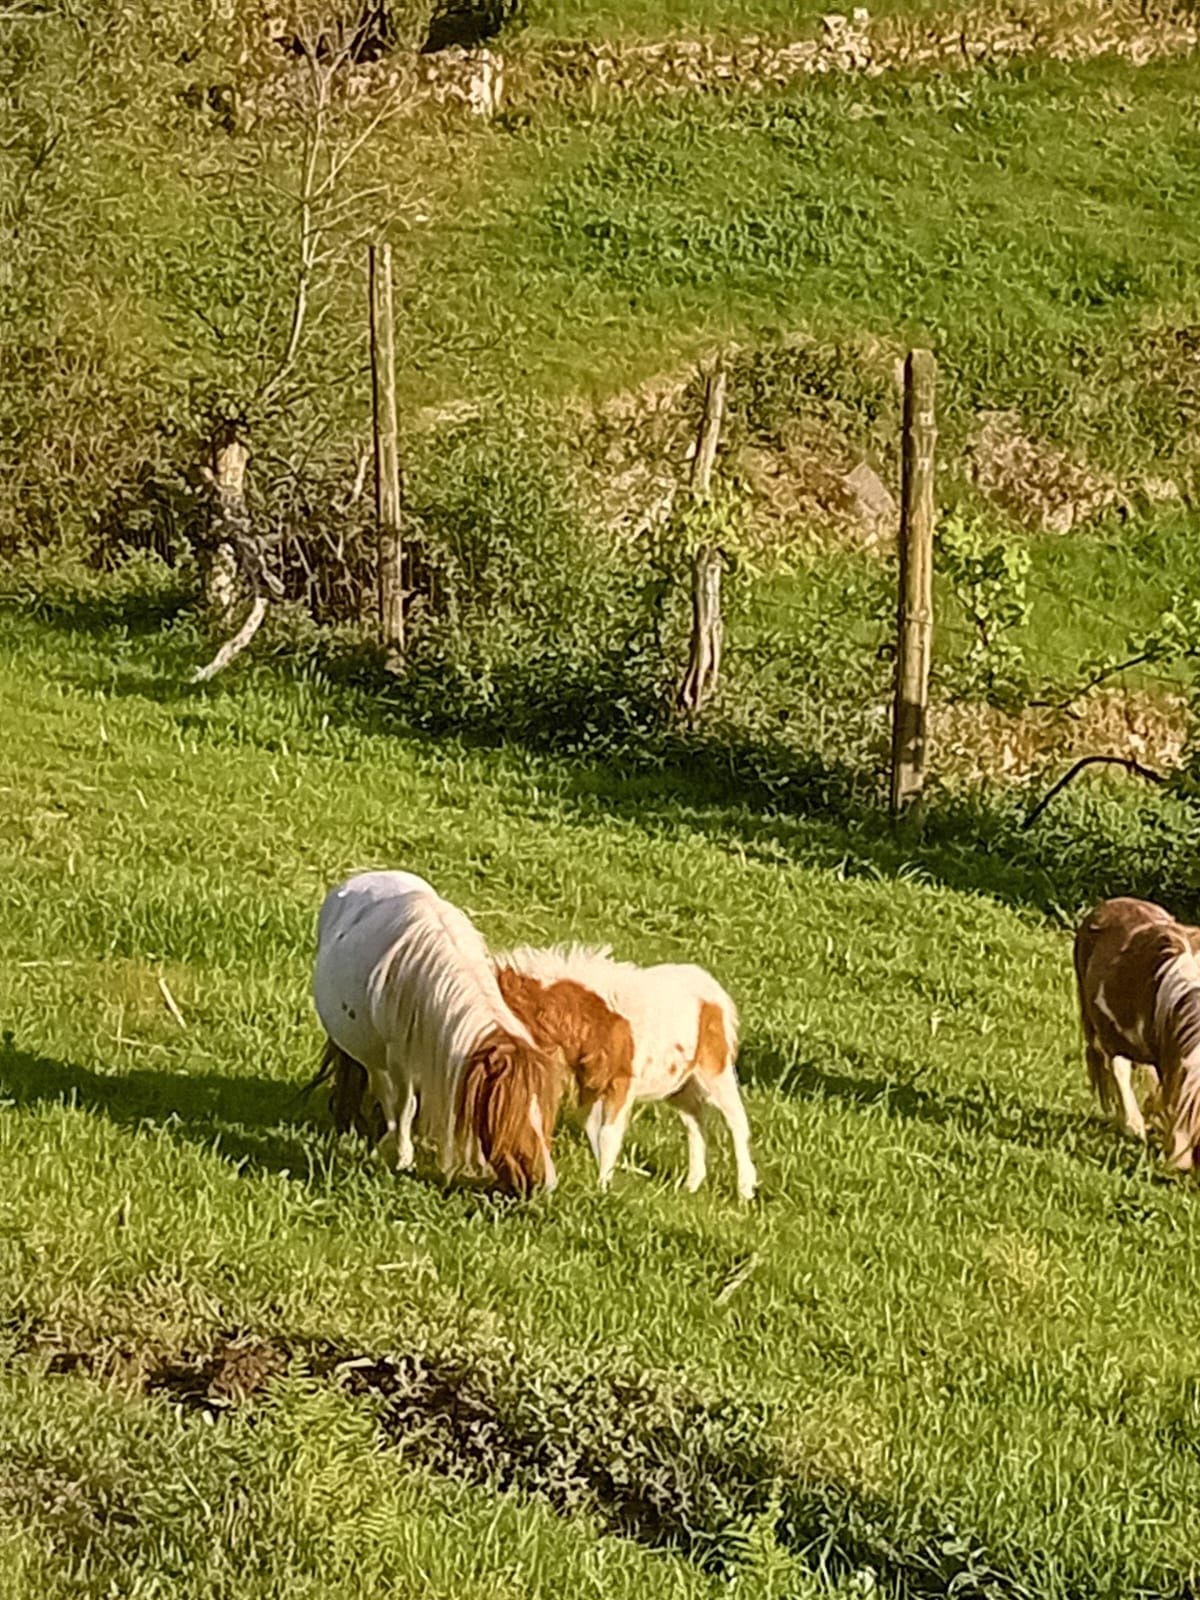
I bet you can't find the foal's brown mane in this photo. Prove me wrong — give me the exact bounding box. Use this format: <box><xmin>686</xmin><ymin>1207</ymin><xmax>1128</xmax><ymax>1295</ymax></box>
<box><xmin>495</xmin><ymin>967</ymin><xmax>634</xmax><ymax>1109</ymax></box>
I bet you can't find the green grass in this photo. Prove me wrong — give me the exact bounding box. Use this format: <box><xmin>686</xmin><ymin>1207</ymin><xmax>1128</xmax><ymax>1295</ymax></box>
<box><xmin>517</xmin><ymin>0</ymin><xmax>959</xmax><ymax>43</ymax></box>
<box><xmin>5</xmin><ymin>605</ymin><xmax>1200</xmax><ymax>1594</ymax></box>
<box><xmin>385</xmin><ymin>54</ymin><xmax>1200</xmax><ymax>472</ymax></box>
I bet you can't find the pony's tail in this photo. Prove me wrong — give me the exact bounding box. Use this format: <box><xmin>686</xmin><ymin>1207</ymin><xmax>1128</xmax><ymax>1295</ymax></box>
<box><xmin>298</xmin><ymin>1036</ymin><xmax>376</xmax><ymax>1138</ymax></box>
<box><xmin>290</xmin><ymin>1036</ymin><xmax>339</xmax><ymax>1106</ymax></box>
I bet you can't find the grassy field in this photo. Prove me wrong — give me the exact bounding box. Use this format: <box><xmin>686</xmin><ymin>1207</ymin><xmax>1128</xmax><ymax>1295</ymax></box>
<box><xmin>394</xmin><ymin>51</ymin><xmax>1200</xmax><ymax>470</ymax></box>
<box><xmin>4</xmin><ymin>602</ymin><xmax>1200</xmax><ymax>1597</ymax></box>
<box><xmin>517</xmin><ymin>0</ymin><xmax>960</xmax><ymax>43</ymax></box>
<box><xmin>11</xmin><ymin>6</ymin><xmax>1200</xmax><ymax>1588</ymax></box>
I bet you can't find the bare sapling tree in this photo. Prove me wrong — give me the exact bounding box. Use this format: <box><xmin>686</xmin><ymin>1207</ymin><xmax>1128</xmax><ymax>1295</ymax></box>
<box><xmin>369</xmin><ymin>239</ymin><xmax>405</xmax><ymax>665</ymax></box>
<box><xmin>192</xmin><ymin>4</ymin><xmax>413</xmax><ymax>681</ymax></box>
<box><xmin>676</xmin><ymin>357</ymin><xmax>728</xmax><ymax>719</ymax></box>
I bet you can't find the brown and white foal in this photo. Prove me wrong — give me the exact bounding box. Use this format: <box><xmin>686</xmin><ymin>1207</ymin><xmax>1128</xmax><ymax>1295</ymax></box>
<box><xmin>496</xmin><ymin>946</ymin><xmax>757</xmax><ymax>1200</ymax></box>
<box><xmin>1074</xmin><ymin>896</ymin><xmax>1200</xmax><ymax>1168</ymax></box>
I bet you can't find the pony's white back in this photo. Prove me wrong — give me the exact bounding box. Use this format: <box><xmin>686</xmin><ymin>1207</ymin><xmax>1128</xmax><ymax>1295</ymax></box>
<box><xmin>315</xmin><ymin>871</ymin><xmax>533</xmax><ymax>1164</ymax></box>
<box><xmin>495</xmin><ymin>943</ymin><xmax>738</xmax><ymax>1073</ymax></box>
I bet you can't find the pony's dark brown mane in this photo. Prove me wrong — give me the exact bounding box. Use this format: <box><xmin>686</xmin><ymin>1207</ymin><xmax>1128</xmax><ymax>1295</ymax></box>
<box><xmin>457</xmin><ymin>1028</ymin><xmax>563</xmax><ymax>1196</ymax></box>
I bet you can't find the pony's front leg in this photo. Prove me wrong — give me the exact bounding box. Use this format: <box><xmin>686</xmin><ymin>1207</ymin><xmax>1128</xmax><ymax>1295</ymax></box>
<box><xmin>584</xmin><ymin>1097</ymin><xmax>603</xmax><ymax>1161</ymax></box>
<box><xmin>595</xmin><ymin>1091</ymin><xmax>633</xmax><ymax>1191</ymax></box>
<box><xmin>1109</xmin><ymin>1054</ymin><xmax>1146</xmax><ymax>1142</ymax></box>
<box><xmin>369</xmin><ymin>1054</ymin><xmax>417</xmax><ymax>1171</ymax></box>
<box><xmin>394</xmin><ymin>1075</ymin><xmax>417</xmax><ymax>1169</ymax></box>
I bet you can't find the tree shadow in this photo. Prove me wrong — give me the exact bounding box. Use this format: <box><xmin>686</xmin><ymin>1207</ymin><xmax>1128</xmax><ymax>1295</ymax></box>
<box><xmin>12</xmin><ymin>577</ymin><xmax>1199</xmax><ymax>926</ymax></box>
<box><xmin>4</xmin><ymin>582</ymin><xmax>194</xmax><ymax>640</ymax></box>
<box><xmin>0</xmin><ymin>1037</ymin><xmax>351</xmax><ymax>1180</ymax></box>
<box><xmin>741</xmin><ymin>1035</ymin><xmax>1160</xmax><ymax>1176</ymax></box>
<box><xmin>554</xmin><ymin>749</ymin><xmax>1200</xmax><ymax>927</ymax></box>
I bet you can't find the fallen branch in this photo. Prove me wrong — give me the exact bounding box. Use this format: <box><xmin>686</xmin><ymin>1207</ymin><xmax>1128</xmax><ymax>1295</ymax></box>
<box><xmin>190</xmin><ymin>596</ymin><xmax>268</xmax><ymax>685</ymax></box>
<box><xmin>1021</xmin><ymin>755</ymin><xmax>1168</xmax><ymax>831</ymax></box>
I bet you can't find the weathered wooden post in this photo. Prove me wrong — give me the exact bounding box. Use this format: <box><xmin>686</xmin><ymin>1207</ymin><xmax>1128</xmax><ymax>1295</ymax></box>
<box><xmin>890</xmin><ymin>348</ymin><xmax>937</xmax><ymax>823</ymax></box>
<box><xmin>676</xmin><ymin>358</ymin><xmax>727</xmax><ymax>719</ymax></box>
<box><xmin>369</xmin><ymin>241</ymin><xmax>405</xmax><ymax>665</ymax></box>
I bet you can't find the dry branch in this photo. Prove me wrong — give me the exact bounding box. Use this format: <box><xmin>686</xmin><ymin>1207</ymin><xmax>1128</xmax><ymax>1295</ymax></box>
<box><xmin>1021</xmin><ymin>754</ymin><xmax>1168</xmax><ymax>830</ymax></box>
<box><xmin>190</xmin><ymin>596</ymin><xmax>269</xmax><ymax>684</ymax></box>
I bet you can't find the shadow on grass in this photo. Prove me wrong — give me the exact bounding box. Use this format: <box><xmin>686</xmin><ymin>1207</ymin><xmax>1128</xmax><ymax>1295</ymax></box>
<box><xmin>9</xmin><ymin>580</ymin><xmax>1199</xmax><ymax>926</ymax></box>
<box><xmin>0</xmin><ymin>1037</ymin><xmax>355</xmax><ymax>1181</ymax></box>
<box><xmin>556</xmin><ymin>752</ymin><xmax>1200</xmax><ymax>929</ymax></box>
<box><xmin>7</xmin><ymin>580</ymin><xmax>195</xmax><ymax>639</ymax></box>
<box><xmin>0</xmin><ymin>1038</ymin><xmax>566</xmax><ymax>1209</ymax></box>
<box><xmin>741</xmin><ymin>1035</ymin><xmax>1162</xmax><ymax>1177</ymax></box>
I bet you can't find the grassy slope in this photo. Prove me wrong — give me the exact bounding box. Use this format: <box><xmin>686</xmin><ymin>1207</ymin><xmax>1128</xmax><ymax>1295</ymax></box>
<box><xmin>401</xmin><ymin>54</ymin><xmax>1200</xmax><ymax>468</ymax></box>
<box><xmin>518</xmin><ymin>0</ymin><xmax>957</xmax><ymax>42</ymax></box>
<box><xmin>113</xmin><ymin>48</ymin><xmax>1198</xmax><ymax>463</ymax></box>
<box><xmin>4</xmin><ymin>609</ymin><xmax>1200</xmax><ymax>1595</ymax></box>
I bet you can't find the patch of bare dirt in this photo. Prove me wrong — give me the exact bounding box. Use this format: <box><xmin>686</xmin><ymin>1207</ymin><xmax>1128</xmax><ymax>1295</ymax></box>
<box><xmin>933</xmin><ymin>687</ymin><xmax>1189</xmax><ymax>785</ymax></box>
<box><xmin>22</xmin><ymin>1322</ymin><xmax>293</xmax><ymax>1414</ymax></box>
<box><xmin>573</xmin><ymin>341</ymin><xmax>1186</xmax><ymax>550</ymax></box>
<box><xmin>965</xmin><ymin>411</ymin><xmax>1128</xmax><ymax>535</ymax></box>
<box><xmin>574</xmin><ymin>343</ymin><xmax>902</xmax><ymax>547</ymax></box>
<box><xmin>739</xmin><ymin>425</ymin><xmax>897</xmax><ymax>548</ymax></box>
<box><xmin>146</xmin><ymin>1337</ymin><xmax>291</xmax><ymax>1410</ymax></box>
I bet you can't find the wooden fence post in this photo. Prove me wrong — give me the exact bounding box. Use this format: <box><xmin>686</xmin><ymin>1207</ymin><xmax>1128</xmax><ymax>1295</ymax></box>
<box><xmin>676</xmin><ymin>358</ymin><xmax>727</xmax><ymax>719</ymax></box>
<box><xmin>890</xmin><ymin>348</ymin><xmax>937</xmax><ymax>822</ymax></box>
<box><xmin>369</xmin><ymin>241</ymin><xmax>405</xmax><ymax>665</ymax></box>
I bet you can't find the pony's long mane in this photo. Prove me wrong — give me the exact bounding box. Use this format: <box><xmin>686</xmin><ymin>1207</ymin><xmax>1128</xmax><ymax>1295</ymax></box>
<box><xmin>458</xmin><ymin>1029</ymin><xmax>562</xmax><ymax>1195</ymax></box>
<box><xmin>365</xmin><ymin>892</ymin><xmax>550</xmax><ymax>1182</ymax></box>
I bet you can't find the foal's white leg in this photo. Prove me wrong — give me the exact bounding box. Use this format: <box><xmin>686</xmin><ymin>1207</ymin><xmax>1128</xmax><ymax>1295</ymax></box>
<box><xmin>596</xmin><ymin>1097</ymin><xmax>634</xmax><ymax>1191</ymax></box>
<box><xmin>530</xmin><ymin>1096</ymin><xmax>557</xmax><ymax>1193</ymax></box>
<box><xmin>706</xmin><ymin>1069</ymin><xmax>758</xmax><ymax>1201</ymax></box>
<box><xmin>1110</xmin><ymin>1055</ymin><xmax>1146</xmax><ymax>1142</ymax></box>
<box><xmin>585</xmin><ymin>1099</ymin><xmax>604</xmax><ymax>1162</ymax></box>
<box><xmin>668</xmin><ymin>1081</ymin><xmax>709</xmax><ymax>1192</ymax></box>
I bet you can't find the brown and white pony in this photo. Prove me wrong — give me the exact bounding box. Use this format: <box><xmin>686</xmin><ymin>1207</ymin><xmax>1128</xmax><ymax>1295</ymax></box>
<box><xmin>496</xmin><ymin>946</ymin><xmax>757</xmax><ymax>1200</ymax></box>
<box><xmin>312</xmin><ymin>871</ymin><xmax>562</xmax><ymax>1195</ymax></box>
<box><xmin>1074</xmin><ymin>896</ymin><xmax>1200</xmax><ymax>1169</ymax></box>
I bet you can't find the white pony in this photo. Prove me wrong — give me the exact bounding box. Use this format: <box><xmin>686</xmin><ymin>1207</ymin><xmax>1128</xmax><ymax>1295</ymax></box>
<box><xmin>495</xmin><ymin>945</ymin><xmax>757</xmax><ymax>1200</ymax></box>
<box><xmin>312</xmin><ymin>871</ymin><xmax>561</xmax><ymax>1194</ymax></box>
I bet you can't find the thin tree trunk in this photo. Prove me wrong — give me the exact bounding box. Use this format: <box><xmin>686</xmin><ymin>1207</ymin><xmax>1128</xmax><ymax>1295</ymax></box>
<box><xmin>370</xmin><ymin>241</ymin><xmax>405</xmax><ymax>665</ymax></box>
<box><xmin>204</xmin><ymin>425</ymin><xmax>251</xmax><ymax>623</ymax></box>
<box><xmin>889</xmin><ymin>349</ymin><xmax>937</xmax><ymax>824</ymax></box>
